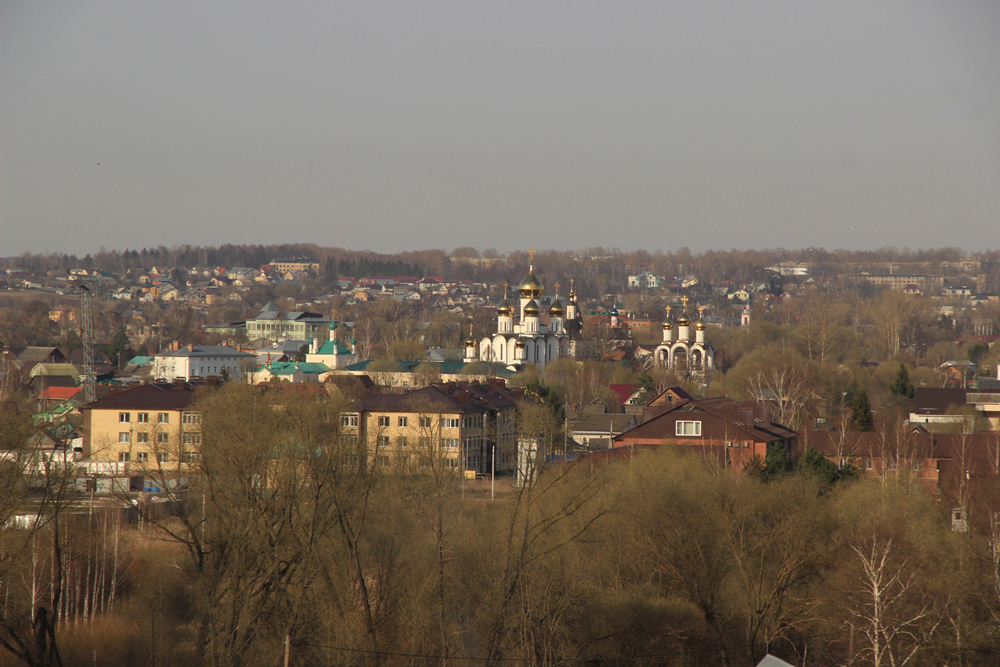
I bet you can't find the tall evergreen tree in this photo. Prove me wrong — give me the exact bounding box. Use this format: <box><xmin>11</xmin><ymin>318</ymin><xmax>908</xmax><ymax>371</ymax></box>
<box><xmin>849</xmin><ymin>388</ymin><xmax>875</xmax><ymax>432</ymax></box>
<box><xmin>888</xmin><ymin>363</ymin><xmax>915</xmax><ymax>399</ymax></box>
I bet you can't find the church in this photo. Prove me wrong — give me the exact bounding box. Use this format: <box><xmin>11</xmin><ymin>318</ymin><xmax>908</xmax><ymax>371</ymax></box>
<box><xmin>469</xmin><ymin>249</ymin><xmax>581</xmax><ymax>372</ymax></box>
<box><xmin>652</xmin><ymin>296</ymin><xmax>715</xmax><ymax>378</ymax></box>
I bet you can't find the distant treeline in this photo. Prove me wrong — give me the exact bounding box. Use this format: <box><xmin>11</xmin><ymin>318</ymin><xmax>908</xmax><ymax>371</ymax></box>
<box><xmin>5</xmin><ymin>244</ymin><xmax>1000</xmax><ymax>295</ymax></box>
<box><xmin>326</xmin><ymin>257</ymin><xmax>421</xmax><ymax>279</ymax></box>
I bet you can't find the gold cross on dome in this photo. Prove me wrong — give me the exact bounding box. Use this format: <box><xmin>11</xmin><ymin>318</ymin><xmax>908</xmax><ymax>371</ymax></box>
<box><xmin>554</xmin><ymin>282</ymin><xmax>560</xmax><ymax>295</ymax></box>
<box><xmin>698</xmin><ymin>304</ymin><xmax>705</xmax><ymax>317</ymax></box>
<box><xmin>528</xmin><ymin>247</ymin><xmax>536</xmax><ymax>264</ymax></box>
<box><xmin>681</xmin><ymin>295</ymin><xmax>689</xmax><ymax>310</ymax></box>
<box><xmin>503</xmin><ymin>280</ymin><xmax>508</xmax><ymax>297</ymax></box>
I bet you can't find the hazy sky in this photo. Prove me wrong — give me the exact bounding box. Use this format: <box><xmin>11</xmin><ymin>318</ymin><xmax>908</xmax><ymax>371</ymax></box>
<box><xmin>2</xmin><ymin>1</ymin><xmax>998</xmax><ymax>257</ymax></box>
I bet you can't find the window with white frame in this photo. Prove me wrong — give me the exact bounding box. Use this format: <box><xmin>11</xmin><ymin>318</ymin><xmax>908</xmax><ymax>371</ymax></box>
<box><xmin>398</xmin><ymin>416</ymin><xmax>408</xmax><ymax>427</ymax></box>
<box><xmin>136</xmin><ymin>452</ymin><xmax>148</xmax><ymax>463</ymax></box>
<box><xmin>675</xmin><ymin>421</ymin><xmax>701</xmax><ymax>436</ymax></box>
<box><xmin>158</xmin><ymin>433</ymin><xmax>169</xmax><ymax>444</ymax></box>
<box><xmin>378</xmin><ymin>416</ymin><xmax>390</xmax><ymax>427</ymax></box>
<box><xmin>377</xmin><ymin>435</ymin><xmax>390</xmax><ymax>447</ymax></box>
<box><xmin>342</xmin><ymin>414</ymin><xmax>359</xmax><ymax>427</ymax></box>
<box><xmin>397</xmin><ymin>436</ymin><xmax>408</xmax><ymax>448</ymax></box>
<box><xmin>119</xmin><ymin>412</ymin><xmax>130</xmax><ymax>423</ymax></box>
<box><xmin>137</xmin><ymin>413</ymin><xmax>149</xmax><ymax>423</ymax></box>
<box><xmin>158</xmin><ymin>453</ymin><xmax>169</xmax><ymax>463</ymax></box>
<box><xmin>118</xmin><ymin>452</ymin><xmax>130</xmax><ymax>462</ymax></box>
<box><xmin>182</xmin><ymin>412</ymin><xmax>201</xmax><ymax>425</ymax></box>
<box><xmin>419</xmin><ymin>416</ymin><xmax>432</xmax><ymax>428</ymax></box>
<box><xmin>137</xmin><ymin>432</ymin><xmax>149</xmax><ymax>444</ymax></box>
<box><xmin>442</xmin><ymin>418</ymin><xmax>459</xmax><ymax>429</ymax></box>
<box><xmin>158</xmin><ymin>413</ymin><xmax>169</xmax><ymax>424</ymax></box>
<box><xmin>183</xmin><ymin>433</ymin><xmax>202</xmax><ymax>446</ymax></box>
<box><xmin>443</xmin><ymin>438</ymin><xmax>460</xmax><ymax>449</ymax></box>
<box><xmin>119</xmin><ymin>432</ymin><xmax>130</xmax><ymax>443</ymax></box>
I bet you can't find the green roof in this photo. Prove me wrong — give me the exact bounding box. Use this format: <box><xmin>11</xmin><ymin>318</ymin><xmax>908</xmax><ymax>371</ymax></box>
<box><xmin>316</xmin><ymin>339</ymin><xmax>353</xmax><ymax>356</ymax></box>
<box><xmin>257</xmin><ymin>361</ymin><xmax>331</xmax><ymax>376</ymax></box>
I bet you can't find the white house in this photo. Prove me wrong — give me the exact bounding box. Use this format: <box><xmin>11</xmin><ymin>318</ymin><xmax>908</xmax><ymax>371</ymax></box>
<box><xmin>152</xmin><ymin>344</ymin><xmax>257</xmax><ymax>380</ymax></box>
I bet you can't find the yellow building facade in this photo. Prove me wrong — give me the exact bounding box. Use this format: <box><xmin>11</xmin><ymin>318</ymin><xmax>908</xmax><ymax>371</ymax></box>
<box><xmin>82</xmin><ymin>382</ymin><xmax>202</xmax><ymax>473</ymax></box>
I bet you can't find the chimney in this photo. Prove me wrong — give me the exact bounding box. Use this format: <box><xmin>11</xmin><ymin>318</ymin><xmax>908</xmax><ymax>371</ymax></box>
<box><xmin>173</xmin><ymin>377</ymin><xmax>186</xmax><ymax>388</ymax></box>
<box><xmin>187</xmin><ymin>345</ymin><xmax>194</xmax><ymax>352</ymax></box>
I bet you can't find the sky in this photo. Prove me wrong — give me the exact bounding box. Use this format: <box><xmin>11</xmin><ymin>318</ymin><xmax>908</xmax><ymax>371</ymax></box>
<box><xmin>1</xmin><ymin>1</ymin><xmax>998</xmax><ymax>257</ymax></box>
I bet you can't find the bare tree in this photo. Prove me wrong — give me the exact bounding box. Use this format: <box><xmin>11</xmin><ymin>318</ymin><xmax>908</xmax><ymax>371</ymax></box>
<box><xmin>848</xmin><ymin>535</ymin><xmax>944</xmax><ymax>667</ymax></box>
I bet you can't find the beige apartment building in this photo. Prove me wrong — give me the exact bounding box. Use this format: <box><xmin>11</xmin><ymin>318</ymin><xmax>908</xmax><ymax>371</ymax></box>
<box><xmin>858</xmin><ymin>274</ymin><xmax>946</xmax><ymax>291</ymax></box>
<box><xmin>81</xmin><ymin>382</ymin><xmax>202</xmax><ymax>473</ymax></box>
<box><xmin>348</xmin><ymin>381</ymin><xmax>520</xmax><ymax>475</ymax></box>
<box><xmin>270</xmin><ymin>258</ymin><xmax>320</xmax><ymax>274</ymax></box>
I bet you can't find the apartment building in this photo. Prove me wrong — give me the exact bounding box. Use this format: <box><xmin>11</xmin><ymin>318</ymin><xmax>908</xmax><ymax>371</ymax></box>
<box><xmin>346</xmin><ymin>380</ymin><xmax>520</xmax><ymax>475</ymax></box>
<box><xmin>81</xmin><ymin>382</ymin><xmax>203</xmax><ymax>473</ymax></box>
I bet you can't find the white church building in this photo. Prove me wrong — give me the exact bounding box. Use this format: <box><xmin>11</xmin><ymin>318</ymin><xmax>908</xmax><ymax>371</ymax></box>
<box><xmin>471</xmin><ymin>249</ymin><xmax>580</xmax><ymax>372</ymax></box>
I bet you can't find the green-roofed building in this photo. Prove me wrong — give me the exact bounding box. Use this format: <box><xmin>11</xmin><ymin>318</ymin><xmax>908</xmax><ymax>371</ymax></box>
<box><xmin>250</xmin><ymin>361</ymin><xmax>332</xmax><ymax>384</ymax></box>
<box><xmin>305</xmin><ymin>322</ymin><xmax>359</xmax><ymax>368</ymax></box>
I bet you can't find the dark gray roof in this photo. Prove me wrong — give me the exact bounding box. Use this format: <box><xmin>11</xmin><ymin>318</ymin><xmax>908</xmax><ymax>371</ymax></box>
<box><xmin>156</xmin><ymin>345</ymin><xmax>255</xmax><ymax>359</ymax></box>
<box><xmin>571</xmin><ymin>414</ymin><xmax>637</xmax><ymax>435</ymax></box>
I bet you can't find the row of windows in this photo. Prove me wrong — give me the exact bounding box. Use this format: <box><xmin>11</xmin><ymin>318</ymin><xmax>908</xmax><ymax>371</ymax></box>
<box><xmin>366</xmin><ymin>415</ymin><xmax>459</xmax><ymax>429</ymax></box>
<box><xmin>121</xmin><ymin>412</ymin><xmax>170</xmax><ymax>424</ymax></box>
<box><xmin>376</xmin><ymin>435</ymin><xmax>460</xmax><ymax>450</ymax></box>
<box><xmin>119</xmin><ymin>412</ymin><xmax>201</xmax><ymax>424</ymax></box>
<box><xmin>375</xmin><ymin>455</ymin><xmax>460</xmax><ymax>469</ymax></box>
<box><xmin>119</xmin><ymin>452</ymin><xmax>168</xmax><ymax>463</ymax></box>
<box><xmin>118</xmin><ymin>432</ymin><xmax>202</xmax><ymax>445</ymax></box>
<box><xmin>117</xmin><ymin>452</ymin><xmax>201</xmax><ymax>464</ymax></box>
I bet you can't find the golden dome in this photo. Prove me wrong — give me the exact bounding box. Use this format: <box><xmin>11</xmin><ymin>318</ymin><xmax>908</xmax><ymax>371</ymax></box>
<box><xmin>695</xmin><ymin>321</ymin><xmax>706</xmax><ymax>331</ymax></box>
<box><xmin>515</xmin><ymin>339</ymin><xmax>526</xmax><ymax>348</ymax></box>
<box><xmin>466</xmin><ymin>336</ymin><xmax>477</xmax><ymax>347</ymax></box>
<box><xmin>548</xmin><ymin>297</ymin><xmax>564</xmax><ymax>317</ymax></box>
<box><xmin>524</xmin><ymin>299</ymin><xmax>540</xmax><ymax>317</ymax></box>
<box><xmin>662</xmin><ymin>321</ymin><xmax>673</xmax><ymax>330</ymax></box>
<box><xmin>497</xmin><ymin>297</ymin><xmax>513</xmax><ymax>316</ymax></box>
<box><xmin>518</xmin><ymin>267</ymin><xmax>544</xmax><ymax>298</ymax></box>
<box><xmin>677</xmin><ymin>313</ymin><xmax>691</xmax><ymax>325</ymax></box>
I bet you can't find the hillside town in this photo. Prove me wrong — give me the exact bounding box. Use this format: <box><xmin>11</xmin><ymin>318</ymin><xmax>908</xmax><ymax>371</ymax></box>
<box><xmin>3</xmin><ymin>244</ymin><xmax>1000</xmax><ymax>667</ymax></box>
